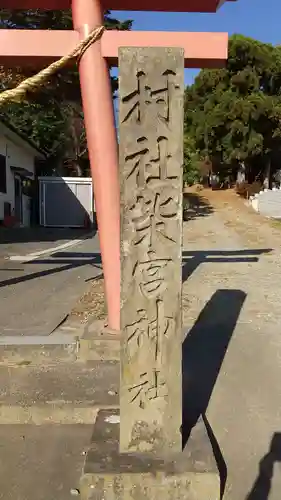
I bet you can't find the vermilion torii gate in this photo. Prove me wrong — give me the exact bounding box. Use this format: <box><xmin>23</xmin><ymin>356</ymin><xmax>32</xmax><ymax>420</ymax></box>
<box><xmin>0</xmin><ymin>0</ymin><xmax>234</xmax><ymax>331</ymax></box>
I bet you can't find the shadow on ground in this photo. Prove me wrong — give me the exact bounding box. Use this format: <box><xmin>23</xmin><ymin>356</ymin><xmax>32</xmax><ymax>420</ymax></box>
<box><xmin>181</xmin><ymin>248</ymin><xmax>272</xmax><ymax>497</ymax></box>
<box><xmin>183</xmin><ymin>192</ymin><xmax>214</xmax><ymax>221</ymax></box>
<box><xmin>0</xmin><ymin>227</ymin><xmax>95</xmax><ymax>245</ymax></box>
<box><xmin>0</xmin><ymin>248</ymin><xmax>272</xmax><ymax>289</ymax></box>
<box><xmin>0</xmin><ymin>251</ymin><xmax>102</xmax><ymax>288</ymax></box>
<box><xmin>245</xmin><ymin>433</ymin><xmax>281</xmax><ymax>500</ymax></box>
<box><xmin>182</xmin><ymin>248</ymin><xmax>272</xmax><ymax>282</ymax></box>
<box><xmin>182</xmin><ymin>289</ymin><xmax>247</xmax><ymax>497</ymax></box>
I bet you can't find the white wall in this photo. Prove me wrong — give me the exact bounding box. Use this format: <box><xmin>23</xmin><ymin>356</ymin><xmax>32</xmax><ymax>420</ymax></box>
<box><xmin>0</xmin><ymin>134</ymin><xmax>36</xmax><ymax>222</ymax></box>
<box><xmin>250</xmin><ymin>188</ymin><xmax>281</xmax><ymax>218</ymax></box>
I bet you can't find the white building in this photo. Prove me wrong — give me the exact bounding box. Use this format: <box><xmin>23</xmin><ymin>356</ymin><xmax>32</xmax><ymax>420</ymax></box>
<box><xmin>0</xmin><ymin>119</ymin><xmax>45</xmax><ymax>227</ymax></box>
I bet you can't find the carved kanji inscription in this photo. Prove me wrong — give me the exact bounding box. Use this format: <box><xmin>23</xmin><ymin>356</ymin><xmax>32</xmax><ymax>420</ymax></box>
<box><xmin>121</xmin><ymin>69</ymin><xmax>180</xmax><ymax>124</ymax></box>
<box><xmin>125</xmin><ymin>136</ymin><xmax>178</xmax><ymax>189</ymax></box>
<box><xmin>129</xmin><ymin>190</ymin><xmax>179</xmax><ymax>247</ymax></box>
<box><xmin>125</xmin><ymin>300</ymin><xmax>174</xmax><ymax>359</ymax></box>
<box><xmin>128</xmin><ymin>370</ymin><xmax>168</xmax><ymax>410</ymax></box>
<box><xmin>119</xmin><ymin>47</ymin><xmax>184</xmax><ymax>455</ymax></box>
<box><xmin>133</xmin><ymin>252</ymin><xmax>172</xmax><ymax>299</ymax></box>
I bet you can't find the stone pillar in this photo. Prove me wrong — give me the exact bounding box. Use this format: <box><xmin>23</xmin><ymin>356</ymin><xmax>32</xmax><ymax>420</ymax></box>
<box><xmin>119</xmin><ymin>47</ymin><xmax>184</xmax><ymax>455</ymax></box>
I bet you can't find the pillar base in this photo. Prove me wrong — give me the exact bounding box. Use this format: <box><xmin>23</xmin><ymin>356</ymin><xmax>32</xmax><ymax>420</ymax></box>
<box><xmin>78</xmin><ymin>320</ymin><xmax>121</xmax><ymax>361</ymax></box>
<box><xmin>79</xmin><ymin>409</ymin><xmax>221</xmax><ymax>500</ymax></box>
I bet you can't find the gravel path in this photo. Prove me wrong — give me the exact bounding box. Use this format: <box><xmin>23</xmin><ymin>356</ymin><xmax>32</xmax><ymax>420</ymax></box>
<box><xmin>182</xmin><ymin>189</ymin><xmax>281</xmax><ymax>500</ymax></box>
<box><xmin>71</xmin><ymin>188</ymin><xmax>281</xmax><ymax>499</ymax></box>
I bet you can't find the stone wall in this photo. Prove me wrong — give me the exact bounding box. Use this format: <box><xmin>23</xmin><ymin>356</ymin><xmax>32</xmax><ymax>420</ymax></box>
<box><xmin>250</xmin><ymin>188</ymin><xmax>281</xmax><ymax>218</ymax></box>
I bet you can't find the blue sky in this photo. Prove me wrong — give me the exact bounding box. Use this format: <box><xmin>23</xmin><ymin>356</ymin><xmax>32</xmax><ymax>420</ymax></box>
<box><xmin>112</xmin><ymin>0</ymin><xmax>281</xmax><ymax>121</ymax></box>
<box><xmin>112</xmin><ymin>0</ymin><xmax>281</xmax><ymax>85</ymax></box>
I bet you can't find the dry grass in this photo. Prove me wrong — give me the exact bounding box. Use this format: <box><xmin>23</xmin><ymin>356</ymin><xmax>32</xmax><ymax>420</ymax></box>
<box><xmin>69</xmin><ymin>186</ymin><xmax>280</xmax><ymax>326</ymax></box>
<box><xmin>270</xmin><ymin>219</ymin><xmax>281</xmax><ymax>230</ymax></box>
<box><xmin>69</xmin><ymin>276</ymin><xmax>106</xmax><ymax>324</ymax></box>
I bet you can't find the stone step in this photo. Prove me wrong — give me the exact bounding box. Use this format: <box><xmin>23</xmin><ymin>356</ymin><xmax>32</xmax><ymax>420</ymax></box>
<box><xmin>79</xmin><ymin>320</ymin><xmax>120</xmax><ymax>362</ymax></box>
<box><xmin>0</xmin><ymin>361</ymin><xmax>119</xmax><ymax>424</ymax></box>
<box><xmin>0</xmin><ymin>328</ymin><xmax>79</xmax><ymax>366</ymax></box>
<box><xmin>0</xmin><ymin>321</ymin><xmax>121</xmax><ymax>365</ymax></box>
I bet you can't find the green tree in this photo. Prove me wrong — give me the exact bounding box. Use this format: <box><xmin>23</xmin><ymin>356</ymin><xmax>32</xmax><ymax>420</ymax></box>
<box><xmin>0</xmin><ymin>9</ymin><xmax>132</xmax><ymax>174</ymax></box>
<box><xmin>183</xmin><ymin>135</ymin><xmax>201</xmax><ymax>186</ymax></box>
<box><xmin>185</xmin><ymin>35</ymin><xmax>281</xmax><ymax>186</ymax></box>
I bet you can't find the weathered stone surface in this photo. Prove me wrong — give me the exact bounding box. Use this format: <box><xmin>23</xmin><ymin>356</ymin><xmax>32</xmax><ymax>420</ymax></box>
<box><xmin>0</xmin><ymin>361</ymin><xmax>119</xmax><ymax>416</ymax></box>
<box><xmin>0</xmin><ymin>424</ymin><xmax>93</xmax><ymax>500</ymax></box>
<box><xmin>80</xmin><ymin>410</ymin><xmax>220</xmax><ymax>500</ymax></box>
<box><xmin>119</xmin><ymin>47</ymin><xmax>184</xmax><ymax>454</ymax></box>
<box><xmin>81</xmin><ymin>472</ymin><xmax>219</xmax><ymax>500</ymax></box>
<box><xmin>79</xmin><ymin>320</ymin><xmax>121</xmax><ymax>361</ymax></box>
<box><xmin>0</xmin><ymin>342</ymin><xmax>78</xmax><ymax>366</ymax></box>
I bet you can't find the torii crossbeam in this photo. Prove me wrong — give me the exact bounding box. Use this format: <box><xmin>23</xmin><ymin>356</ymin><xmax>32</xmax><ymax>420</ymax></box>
<box><xmin>0</xmin><ymin>0</ymin><xmax>235</xmax><ymax>331</ymax></box>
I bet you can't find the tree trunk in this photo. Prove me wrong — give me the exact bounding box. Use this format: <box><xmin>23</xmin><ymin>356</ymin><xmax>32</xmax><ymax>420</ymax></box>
<box><xmin>236</xmin><ymin>162</ymin><xmax>246</xmax><ymax>185</ymax></box>
<box><xmin>73</xmin><ymin>162</ymin><xmax>83</xmax><ymax>177</ymax></box>
<box><xmin>263</xmin><ymin>158</ymin><xmax>271</xmax><ymax>189</ymax></box>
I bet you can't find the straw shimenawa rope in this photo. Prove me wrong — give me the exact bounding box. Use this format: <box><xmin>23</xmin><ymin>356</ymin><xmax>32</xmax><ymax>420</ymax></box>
<box><xmin>0</xmin><ymin>25</ymin><xmax>105</xmax><ymax>105</ymax></box>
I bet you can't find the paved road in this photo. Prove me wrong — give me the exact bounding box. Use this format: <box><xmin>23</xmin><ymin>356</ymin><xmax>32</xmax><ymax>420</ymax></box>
<box><xmin>182</xmin><ymin>190</ymin><xmax>281</xmax><ymax>500</ymax></box>
<box><xmin>0</xmin><ymin>234</ymin><xmax>101</xmax><ymax>335</ymax></box>
<box><xmin>0</xmin><ymin>424</ymin><xmax>93</xmax><ymax>500</ymax></box>
<box><xmin>0</xmin><ymin>227</ymin><xmax>92</xmax><ymax>259</ymax></box>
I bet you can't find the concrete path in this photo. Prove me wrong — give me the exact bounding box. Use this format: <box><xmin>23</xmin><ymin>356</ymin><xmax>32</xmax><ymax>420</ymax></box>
<box><xmin>0</xmin><ymin>424</ymin><xmax>93</xmax><ymax>500</ymax></box>
<box><xmin>0</xmin><ymin>227</ymin><xmax>93</xmax><ymax>260</ymax></box>
<box><xmin>0</xmin><ymin>234</ymin><xmax>102</xmax><ymax>336</ymax></box>
<box><xmin>182</xmin><ymin>189</ymin><xmax>281</xmax><ymax>500</ymax></box>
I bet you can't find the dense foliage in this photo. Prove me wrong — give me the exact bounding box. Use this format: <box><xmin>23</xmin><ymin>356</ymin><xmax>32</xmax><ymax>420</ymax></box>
<box><xmin>2</xmin><ymin>26</ymin><xmax>281</xmax><ymax>185</ymax></box>
<box><xmin>184</xmin><ymin>35</ymin><xmax>281</xmax><ymax>186</ymax></box>
<box><xmin>0</xmin><ymin>9</ymin><xmax>132</xmax><ymax>175</ymax></box>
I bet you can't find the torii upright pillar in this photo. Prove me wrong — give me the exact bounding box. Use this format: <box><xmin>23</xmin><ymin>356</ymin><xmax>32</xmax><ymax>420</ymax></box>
<box><xmin>0</xmin><ymin>0</ymin><xmax>235</xmax><ymax>331</ymax></box>
<box><xmin>72</xmin><ymin>0</ymin><xmax>121</xmax><ymax>331</ymax></box>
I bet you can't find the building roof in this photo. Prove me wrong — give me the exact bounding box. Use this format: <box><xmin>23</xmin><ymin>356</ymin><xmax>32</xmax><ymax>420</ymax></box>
<box><xmin>0</xmin><ymin>116</ymin><xmax>47</xmax><ymax>159</ymax></box>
